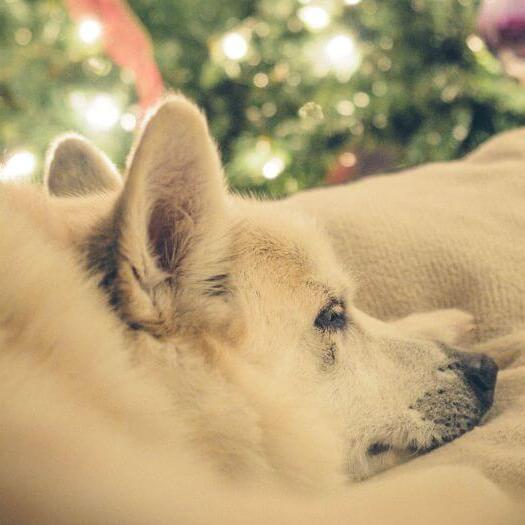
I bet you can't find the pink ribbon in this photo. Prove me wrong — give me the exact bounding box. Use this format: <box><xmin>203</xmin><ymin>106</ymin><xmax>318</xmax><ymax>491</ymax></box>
<box><xmin>65</xmin><ymin>0</ymin><xmax>165</xmax><ymax>110</ymax></box>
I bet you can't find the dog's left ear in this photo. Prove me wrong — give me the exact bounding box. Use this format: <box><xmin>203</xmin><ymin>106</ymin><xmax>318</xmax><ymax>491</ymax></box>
<box><xmin>45</xmin><ymin>134</ymin><xmax>122</xmax><ymax>196</ymax></box>
<box><xmin>101</xmin><ymin>95</ymin><xmax>230</xmax><ymax>337</ymax></box>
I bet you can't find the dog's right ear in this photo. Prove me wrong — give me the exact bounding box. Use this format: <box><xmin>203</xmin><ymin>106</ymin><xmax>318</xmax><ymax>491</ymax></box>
<box><xmin>45</xmin><ymin>134</ymin><xmax>122</xmax><ymax>197</ymax></box>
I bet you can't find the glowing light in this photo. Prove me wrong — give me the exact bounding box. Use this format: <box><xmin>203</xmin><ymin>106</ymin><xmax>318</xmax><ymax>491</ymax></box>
<box><xmin>85</xmin><ymin>95</ymin><xmax>120</xmax><ymax>131</ymax></box>
<box><xmin>120</xmin><ymin>112</ymin><xmax>137</xmax><ymax>132</ymax></box>
<box><xmin>466</xmin><ymin>34</ymin><xmax>485</xmax><ymax>53</ymax></box>
<box><xmin>1</xmin><ymin>150</ymin><xmax>36</xmax><ymax>181</ymax></box>
<box><xmin>339</xmin><ymin>152</ymin><xmax>357</xmax><ymax>167</ymax></box>
<box><xmin>324</xmin><ymin>34</ymin><xmax>359</xmax><ymax>73</ymax></box>
<box><xmin>353</xmin><ymin>91</ymin><xmax>370</xmax><ymax>108</ymax></box>
<box><xmin>298</xmin><ymin>6</ymin><xmax>330</xmax><ymax>31</ymax></box>
<box><xmin>344</xmin><ymin>0</ymin><xmax>362</xmax><ymax>5</ymax></box>
<box><xmin>262</xmin><ymin>156</ymin><xmax>285</xmax><ymax>179</ymax></box>
<box><xmin>453</xmin><ymin>125</ymin><xmax>469</xmax><ymax>141</ymax></box>
<box><xmin>78</xmin><ymin>18</ymin><xmax>103</xmax><ymax>45</ymax></box>
<box><xmin>336</xmin><ymin>100</ymin><xmax>354</xmax><ymax>116</ymax></box>
<box><xmin>261</xmin><ymin>102</ymin><xmax>277</xmax><ymax>117</ymax></box>
<box><xmin>221</xmin><ymin>32</ymin><xmax>248</xmax><ymax>61</ymax></box>
<box><xmin>253</xmin><ymin>72</ymin><xmax>269</xmax><ymax>88</ymax></box>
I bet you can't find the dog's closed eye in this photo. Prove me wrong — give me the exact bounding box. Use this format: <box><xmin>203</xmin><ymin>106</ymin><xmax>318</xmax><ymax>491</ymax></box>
<box><xmin>315</xmin><ymin>299</ymin><xmax>347</xmax><ymax>332</ymax></box>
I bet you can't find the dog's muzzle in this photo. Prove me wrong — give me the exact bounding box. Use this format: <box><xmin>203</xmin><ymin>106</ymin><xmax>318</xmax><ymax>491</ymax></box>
<box><xmin>367</xmin><ymin>349</ymin><xmax>498</xmax><ymax>460</ymax></box>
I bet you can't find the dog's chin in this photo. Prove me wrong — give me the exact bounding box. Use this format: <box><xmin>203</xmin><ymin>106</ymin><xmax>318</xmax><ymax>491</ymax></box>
<box><xmin>366</xmin><ymin>416</ymin><xmax>483</xmax><ymax>471</ymax></box>
<box><xmin>355</xmin><ymin>421</ymin><xmax>479</xmax><ymax>480</ymax></box>
<box><xmin>361</xmin><ymin>441</ymin><xmax>441</xmax><ymax>479</ymax></box>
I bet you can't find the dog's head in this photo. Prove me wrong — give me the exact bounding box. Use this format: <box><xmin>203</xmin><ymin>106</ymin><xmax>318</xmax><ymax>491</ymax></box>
<box><xmin>44</xmin><ymin>96</ymin><xmax>497</xmax><ymax>481</ymax></box>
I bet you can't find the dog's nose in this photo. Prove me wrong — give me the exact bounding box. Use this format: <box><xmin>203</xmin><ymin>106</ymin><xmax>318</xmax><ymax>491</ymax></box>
<box><xmin>454</xmin><ymin>351</ymin><xmax>498</xmax><ymax>413</ymax></box>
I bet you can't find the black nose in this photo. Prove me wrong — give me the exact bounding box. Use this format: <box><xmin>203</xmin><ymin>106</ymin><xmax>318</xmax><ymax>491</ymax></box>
<box><xmin>454</xmin><ymin>351</ymin><xmax>498</xmax><ymax>413</ymax></box>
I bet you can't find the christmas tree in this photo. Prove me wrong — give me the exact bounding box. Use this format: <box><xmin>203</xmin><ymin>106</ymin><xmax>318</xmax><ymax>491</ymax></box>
<box><xmin>1</xmin><ymin>0</ymin><xmax>525</xmax><ymax>196</ymax></box>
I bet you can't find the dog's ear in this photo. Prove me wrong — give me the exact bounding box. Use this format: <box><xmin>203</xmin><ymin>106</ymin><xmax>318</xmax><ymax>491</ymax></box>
<box><xmin>45</xmin><ymin>134</ymin><xmax>122</xmax><ymax>196</ymax></box>
<box><xmin>101</xmin><ymin>95</ymin><xmax>230</xmax><ymax>337</ymax></box>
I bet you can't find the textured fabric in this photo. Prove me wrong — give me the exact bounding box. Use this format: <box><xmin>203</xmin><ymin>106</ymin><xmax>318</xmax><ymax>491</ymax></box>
<box><xmin>287</xmin><ymin>129</ymin><xmax>525</xmax><ymax>342</ymax></box>
<box><xmin>286</xmin><ymin>128</ymin><xmax>525</xmax><ymax>502</ymax></box>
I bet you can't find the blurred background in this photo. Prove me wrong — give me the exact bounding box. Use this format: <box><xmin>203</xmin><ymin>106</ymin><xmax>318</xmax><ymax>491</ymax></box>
<box><xmin>1</xmin><ymin>0</ymin><xmax>525</xmax><ymax>195</ymax></box>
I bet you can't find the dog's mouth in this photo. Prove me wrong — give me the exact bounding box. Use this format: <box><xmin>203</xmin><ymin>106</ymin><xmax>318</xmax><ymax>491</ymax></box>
<box><xmin>367</xmin><ymin>436</ymin><xmax>455</xmax><ymax>458</ymax></box>
<box><xmin>367</xmin><ymin>442</ymin><xmax>394</xmax><ymax>456</ymax></box>
<box><xmin>367</xmin><ymin>421</ymin><xmax>482</xmax><ymax>458</ymax></box>
<box><xmin>367</xmin><ymin>441</ymin><xmax>423</xmax><ymax>458</ymax></box>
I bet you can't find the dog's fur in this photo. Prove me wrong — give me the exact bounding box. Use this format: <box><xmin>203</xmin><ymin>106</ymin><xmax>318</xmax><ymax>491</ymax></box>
<box><xmin>0</xmin><ymin>96</ymin><xmax>506</xmax><ymax>522</ymax></box>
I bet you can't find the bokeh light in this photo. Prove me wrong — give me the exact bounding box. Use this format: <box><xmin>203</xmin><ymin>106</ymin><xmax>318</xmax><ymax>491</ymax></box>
<box><xmin>262</xmin><ymin>156</ymin><xmax>286</xmax><ymax>179</ymax></box>
<box><xmin>85</xmin><ymin>95</ymin><xmax>121</xmax><ymax>131</ymax></box>
<box><xmin>298</xmin><ymin>6</ymin><xmax>331</xmax><ymax>32</ymax></box>
<box><xmin>78</xmin><ymin>18</ymin><xmax>103</xmax><ymax>45</ymax></box>
<box><xmin>221</xmin><ymin>32</ymin><xmax>248</xmax><ymax>61</ymax></box>
<box><xmin>0</xmin><ymin>151</ymin><xmax>36</xmax><ymax>181</ymax></box>
<box><xmin>324</xmin><ymin>34</ymin><xmax>359</xmax><ymax>73</ymax></box>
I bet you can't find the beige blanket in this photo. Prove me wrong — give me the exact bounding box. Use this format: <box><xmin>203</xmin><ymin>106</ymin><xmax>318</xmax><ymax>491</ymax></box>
<box><xmin>287</xmin><ymin>128</ymin><xmax>525</xmax><ymax>503</ymax></box>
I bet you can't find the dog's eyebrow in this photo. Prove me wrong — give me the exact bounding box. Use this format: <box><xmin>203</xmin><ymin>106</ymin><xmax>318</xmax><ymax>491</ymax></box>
<box><xmin>306</xmin><ymin>280</ymin><xmax>352</xmax><ymax>304</ymax></box>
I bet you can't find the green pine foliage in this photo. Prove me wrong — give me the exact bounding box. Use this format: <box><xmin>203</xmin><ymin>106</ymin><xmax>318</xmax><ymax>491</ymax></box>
<box><xmin>1</xmin><ymin>0</ymin><xmax>525</xmax><ymax>195</ymax></box>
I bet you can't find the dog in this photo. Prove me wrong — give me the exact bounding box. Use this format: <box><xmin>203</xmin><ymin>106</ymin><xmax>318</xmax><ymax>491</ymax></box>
<box><xmin>0</xmin><ymin>95</ymin><xmax>499</xmax><ymax>519</ymax></box>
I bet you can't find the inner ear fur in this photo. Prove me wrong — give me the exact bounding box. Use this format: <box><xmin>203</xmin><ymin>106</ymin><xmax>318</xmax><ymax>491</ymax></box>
<box><xmin>117</xmin><ymin>94</ymin><xmax>227</xmax><ymax>278</ymax></box>
<box><xmin>89</xmin><ymin>95</ymin><xmax>232</xmax><ymax>337</ymax></box>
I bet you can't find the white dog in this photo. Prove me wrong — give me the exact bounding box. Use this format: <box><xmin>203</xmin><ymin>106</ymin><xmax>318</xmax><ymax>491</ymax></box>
<box><xmin>0</xmin><ymin>95</ymin><xmax>500</xmax><ymax>521</ymax></box>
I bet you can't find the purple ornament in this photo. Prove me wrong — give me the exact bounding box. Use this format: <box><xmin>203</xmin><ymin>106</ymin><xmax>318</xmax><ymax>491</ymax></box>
<box><xmin>479</xmin><ymin>0</ymin><xmax>525</xmax><ymax>53</ymax></box>
<box><xmin>478</xmin><ymin>0</ymin><xmax>525</xmax><ymax>79</ymax></box>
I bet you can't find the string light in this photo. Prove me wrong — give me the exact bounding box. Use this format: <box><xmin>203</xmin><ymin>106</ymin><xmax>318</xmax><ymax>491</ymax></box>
<box><xmin>262</xmin><ymin>156</ymin><xmax>286</xmax><ymax>179</ymax></box>
<box><xmin>339</xmin><ymin>152</ymin><xmax>357</xmax><ymax>167</ymax></box>
<box><xmin>353</xmin><ymin>91</ymin><xmax>370</xmax><ymax>108</ymax></box>
<box><xmin>336</xmin><ymin>100</ymin><xmax>354</xmax><ymax>116</ymax></box>
<box><xmin>298</xmin><ymin>6</ymin><xmax>331</xmax><ymax>31</ymax></box>
<box><xmin>372</xmin><ymin>81</ymin><xmax>388</xmax><ymax>96</ymax></box>
<box><xmin>323</xmin><ymin>34</ymin><xmax>360</xmax><ymax>75</ymax></box>
<box><xmin>253</xmin><ymin>72</ymin><xmax>269</xmax><ymax>88</ymax></box>
<box><xmin>85</xmin><ymin>94</ymin><xmax>121</xmax><ymax>131</ymax></box>
<box><xmin>120</xmin><ymin>112</ymin><xmax>137</xmax><ymax>132</ymax></box>
<box><xmin>466</xmin><ymin>34</ymin><xmax>485</xmax><ymax>53</ymax></box>
<box><xmin>78</xmin><ymin>18</ymin><xmax>103</xmax><ymax>45</ymax></box>
<box><xmin>221</xmin><ymin>32</ymin><xmax>248</xmax><ymax>61</ymax></box>
<box><xmin>453</xmin><ymin>124</ymin><xmax>469</xmax><ymax>141</ymax></box>
<box><xmin>0</xmin><ymin>150</ymin><xmax>36</xmax><ymax>181</ymax></box>
<box><xmin>261</xmin><ymin>102</ymin><xmax>277</xmax><ymax>117</ymax></box>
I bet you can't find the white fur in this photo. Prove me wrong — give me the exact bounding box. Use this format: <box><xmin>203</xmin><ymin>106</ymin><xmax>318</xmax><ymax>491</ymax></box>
<box><xmin>0</xmin><ymin>95</ymin><xmax>514</xmax><ymax>523</ymax></box>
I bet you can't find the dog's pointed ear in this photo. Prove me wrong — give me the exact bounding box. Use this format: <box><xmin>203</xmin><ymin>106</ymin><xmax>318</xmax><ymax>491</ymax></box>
<box><xmin>105</xmin><ymin>95</ymin><xmax>230</xmax><ymax>336</ymax></box>
<box><xmin>45</xmin><ymin>134</ymin><xmax>122</xmax><ymax>196</ymax></box>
